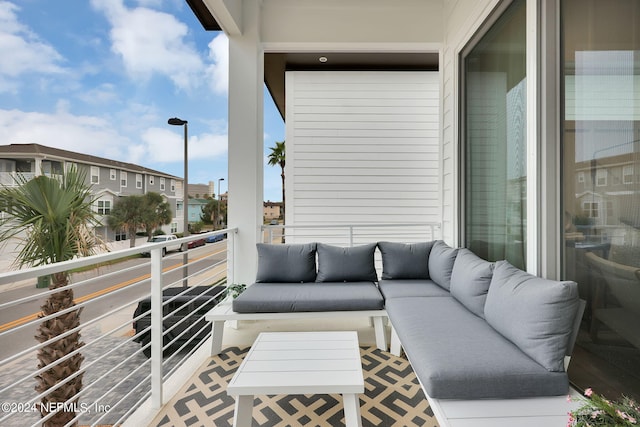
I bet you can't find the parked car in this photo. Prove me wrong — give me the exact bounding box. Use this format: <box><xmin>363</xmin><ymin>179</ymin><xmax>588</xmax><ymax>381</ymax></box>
<box><xmin>141</xmin><ymin>234</ymin><xmax>183</xmax><ymax>257</ymax></box>
<box><xmin>187</xmin><ymin>238</ymin><xmax>206</xmax><ymax>249</ymax></box>
<box><xmin>132</xmin><ymin>285</ymin><xmax>225</xmax><ymax>358</ymax></box>
<box><xmin>205</xmin><ymin>233</ymin><xmax>227</xmax><ymax>243</ymax></box>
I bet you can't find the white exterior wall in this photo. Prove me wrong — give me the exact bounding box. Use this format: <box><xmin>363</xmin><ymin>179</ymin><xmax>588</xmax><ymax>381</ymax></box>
<box><xmin>285</xmin><ymin>71</ymin><xmax>440</xmax><ymax>241</ymax></box>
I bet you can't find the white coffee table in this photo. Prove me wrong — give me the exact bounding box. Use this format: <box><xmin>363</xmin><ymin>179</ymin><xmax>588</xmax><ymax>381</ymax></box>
<box><xmin>227</xmin><ymin>331</ymin><xmax>364</xmax><ymax>427</ymax></box>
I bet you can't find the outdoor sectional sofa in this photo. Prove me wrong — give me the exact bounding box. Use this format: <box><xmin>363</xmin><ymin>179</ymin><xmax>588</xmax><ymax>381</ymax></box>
<box><xmin>231</xmin><ymin>240</ymin><xmax>585</xmax><ymax>401</ymax></box>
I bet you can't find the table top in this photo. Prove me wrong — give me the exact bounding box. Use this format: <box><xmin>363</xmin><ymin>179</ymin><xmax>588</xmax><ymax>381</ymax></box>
<box><xmin>227</xmin><ymin>331</ymin><xmax>364</xmax><ymax>396</ymax></box>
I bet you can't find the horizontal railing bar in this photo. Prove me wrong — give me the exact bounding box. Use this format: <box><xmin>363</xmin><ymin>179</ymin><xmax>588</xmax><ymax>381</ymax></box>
<box><xmin>0</xmin><ymin>228</ymin><xmax>236</xmax><ymax>285</ymax></box>
<box><xmin>0</xmin><ymin>276</ymin><xmax>150</xmax><ymax>356</ymax></box>
<box><xmin>262</xmin><ymin>223</ymin><xmax>439</xmax><ymax>229</ymax></box>
<box><xmin>0</xmin><ymin>285</ymin><xmax>153</xmax><ymax>393</ymax></box>
<box><xmin>0</xmin><ymin>258</ymin><xmax>151</xmax><ymax>311</ymax></box>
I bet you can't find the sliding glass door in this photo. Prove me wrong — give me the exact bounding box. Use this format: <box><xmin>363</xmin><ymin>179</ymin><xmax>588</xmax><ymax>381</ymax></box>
<box><xmin>562</xmin><ymin>0</ymin><xmax>640</xmax><ymax>399</ymax></box>
<box><xmin>463</xmin><ymin>0</ymin><xmax>527</xmax><ymax>269</ymax></box>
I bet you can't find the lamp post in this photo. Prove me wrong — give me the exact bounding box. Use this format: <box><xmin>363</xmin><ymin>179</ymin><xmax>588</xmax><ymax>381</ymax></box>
<box><xmin>217</xmin><ymin>178</ymin><xmax>225</xmax><ymax>230</ymax></box>
<box><xmin>168</xmin><ymin>117</ymin><xmax>189</xmax><ymax>287</ymax></box>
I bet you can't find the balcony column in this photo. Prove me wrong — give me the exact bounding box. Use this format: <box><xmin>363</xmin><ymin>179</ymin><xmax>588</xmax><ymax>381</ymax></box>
<box><xmin>227</xmin><ymin>0</ymin><xmax>263</xmax><ymax>285</ymax></box>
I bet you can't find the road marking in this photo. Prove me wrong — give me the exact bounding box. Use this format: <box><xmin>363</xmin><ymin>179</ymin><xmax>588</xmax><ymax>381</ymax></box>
<box><xmin>0</xmin><ymin>248</ymin><xmax>227</xmax><ymax>333</ymax></box>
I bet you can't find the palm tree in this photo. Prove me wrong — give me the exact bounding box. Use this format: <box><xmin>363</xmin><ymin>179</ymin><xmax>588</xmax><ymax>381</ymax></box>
<box><xmin>0</xmin><ymin>168</ymin><xmax>102</xmax><ymax>426</ymax></box>
<box><xmin>140</xmin><ymin>192</ymin><xmax>172</xmax><ymax>238</ymax></box>
<box><xmin>268</xmin><ymin>140</ymin><xmax>285</xmax><ymax>223</ymax></box>
<box><xmin>107</xmin><ymin>195</ymin><xmax>146</xmax><ymax>247</ymax></box>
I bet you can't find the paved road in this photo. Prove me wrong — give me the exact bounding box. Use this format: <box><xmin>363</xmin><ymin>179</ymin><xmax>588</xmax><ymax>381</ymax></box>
<box><xmin>0</xmin><ymin>241</ymin><xmax>227</xmax><ymax>426</ymax></box>
<box><xmin>0</xmin><ymin>242</ymin><xmax>226</xmax><ymax>361</ymax></box>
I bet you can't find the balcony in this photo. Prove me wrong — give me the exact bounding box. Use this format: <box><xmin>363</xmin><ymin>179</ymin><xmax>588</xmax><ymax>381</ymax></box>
<box><xmin>0</xmin><ymin>172</ymin><xmax>36</xmax><ymax>186</ymax></box>
<box><xmin>0</xmin><ymin>225</ymin><xmax>585</xmax><ymax>427</ymax></box>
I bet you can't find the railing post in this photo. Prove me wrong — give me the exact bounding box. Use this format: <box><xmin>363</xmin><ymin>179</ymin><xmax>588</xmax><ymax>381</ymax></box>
<box><xmin>227</xmin><ymin>230</ymin><xmax>235</xmax><ymax>286</ymax></box>
<box><xmin>150</xmin><ymin>247</ymin><xmax>163</xmax><ymax>408</ymax></box>
<box><xmin>348</xmin><ymin>226</ymin><xmax>354</xmax><ymax>247</ymax></box>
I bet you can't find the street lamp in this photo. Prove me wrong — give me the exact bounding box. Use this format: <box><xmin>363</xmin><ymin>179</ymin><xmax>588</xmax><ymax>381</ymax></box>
<box><xmin>168</xmin><ymin>117</ymin><xmax>188</xmax><ymax>286</ymax></box>
<box><xmin>217</xmin><ymin>178</ymin><xmax>225</xmax><ymax>230</ymax></box>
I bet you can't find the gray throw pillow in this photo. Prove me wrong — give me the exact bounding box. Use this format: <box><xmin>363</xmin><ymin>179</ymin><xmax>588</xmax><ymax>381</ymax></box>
<box><xmin>428</xmin><ymin>240</ymin><xmax>459</xmax><ymax>290</ymax></box>
<box><xmin>449</xmin><ymin>248</ymin><xmax>494</xmax><ymax>318</ymax></box>
<box><xmin>255</xmin><ymin>243</ymin><xmax>317</xmax><ymax>283</ymax></box>
<box><xmin>378</xmin><ymin>241</ymin><xmax>434</xmax><ymax>279</ymax></box>
<box><xmin>484</xmin><ymin>260</ymin><xmax>580</xmax><ymax>372</ymax></box>
<box><xmin>316</xmin><ymin>243</ymin><xmax>378</xmax><ymax>282</ymax></box>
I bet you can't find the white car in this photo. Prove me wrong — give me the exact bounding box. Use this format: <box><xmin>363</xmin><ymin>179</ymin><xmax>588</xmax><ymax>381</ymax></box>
<box><xmin>141</xmin><ymin>235</ymin><xmax>183</xmax><ymax>257</ymax></box>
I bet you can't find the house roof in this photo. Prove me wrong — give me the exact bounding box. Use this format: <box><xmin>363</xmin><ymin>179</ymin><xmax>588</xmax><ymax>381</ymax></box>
<box><xmin>0</xmin><ymin>143</ymin><xmax>181</xmax><ymax>179</ymax></box>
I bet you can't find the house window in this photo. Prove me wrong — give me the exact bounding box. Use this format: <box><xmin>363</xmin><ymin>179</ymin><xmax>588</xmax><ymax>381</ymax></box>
<box><xmin>115</xmin><ymin>229</ymin><xmax>126</xmax><ymax>241</ymax></box>
<box><xmin>596</xmin><ymin>169</ymin><xmax>607</xmax><ymax>187</ymax></box>
<box><xmin>97</xmin><ymin>200</ymin><xmax>111</xmax><ymax>215</ymax></box>
<box><xmin>66</xmin><ymin>162</ymin><xmax>78</xmax><ymax>174</ymax></box>
<box><xmin>171</xmin><ymin>179</ymin><xmax>176</xmax><ymax>192</ymax></box>
<box><xmin>120</xmin><ymin>171</ymin><xmax>127</xmax><ymax>187</ymax></box>
<box><xmin>170</xmin><ymin>222</ymin><xmax>177</xmax><ymax>233</ymax></box>
<box><xmin>136</xmin><ymin>174</ymin><xmax>143</xmax><ymax>189</ymax></box>
<box><xmin>160</xmin><ymin>178</ymin><xmax>165</xmax><ymax>191</ymax></box>
<box><xmin>623</xmin><ymin>165</ymin><xmax>633</xmax><ymax>184</ymax></box>
<box><xmin>577</xmin><ymin>172</ymin><xmax>585</xmax><ymax>183</ymax></box>
<box><xmin>110</xmin><ymin>169</ymin><xmax>117</xmax><ymax>180</ymax></box>
<box><xmin>91</xmin><ymin>166</ymin><xmax>100</xmax><ymax>184</ymax></box>
<box><xmin>582</xmin><ymin>201</ymin><xmax>599</xmax><ymax>218</ymax></box>
<box><xmin>463</xmin><ymin>0</ymin><xmax>526</xmax><ymax>269</ymax></box>
<box><xmin>149</xmin><ymin>175</ymin><xmax>155</xmax><ymax>185</ymax></box>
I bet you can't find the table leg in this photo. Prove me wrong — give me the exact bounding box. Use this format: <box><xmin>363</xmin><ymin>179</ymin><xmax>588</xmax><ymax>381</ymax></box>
<box><xmin>211</xmin><ymin>320</ymin><xmax>224</xmax><ymax>356</ymax></box>
<box><xmin>232</xmin><ymin>395</ymin><xmax>254</xmax><ymax>427</ymax></box>
<box><xmin>342</xmin><ymin>393</ymin><xmax>362</xmax><ymax>427</ymax></box>
<box><xmin>372</xmin><ymin>316</ymin><xmax>387</xmax><ymax>351</ymax></box>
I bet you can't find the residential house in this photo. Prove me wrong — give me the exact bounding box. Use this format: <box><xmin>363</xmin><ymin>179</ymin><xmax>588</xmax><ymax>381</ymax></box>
<box><xmin>188</xmin><ymin>198</ymin><xmax>209</xmax><ymax>225</ymax></box>
<box><xmin>0</xmin><ymin>143</ymin><xmax>185</xmax><ymax>240</ymax></box>
<box><xmin>190</xmin><ymin>0</ymin><xmax>640</xmax><ymax>401</ymax></box>
<box><xmin>263</xmin><ymin>200</ymin><xmax>281</xmax><ymax>221</ymax></box>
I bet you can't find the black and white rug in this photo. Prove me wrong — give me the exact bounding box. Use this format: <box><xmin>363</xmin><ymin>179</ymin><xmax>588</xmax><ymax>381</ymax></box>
<box><xmin>152</xmin><ymin>346</ymin><xmax>438</xmax><ymax>427</ymax></box>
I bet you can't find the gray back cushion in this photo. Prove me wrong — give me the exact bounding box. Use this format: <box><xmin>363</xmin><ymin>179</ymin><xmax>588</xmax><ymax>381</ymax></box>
<box><xmin>255</xmin><ymin>243</ymin><xmax>317</xmax><ymax>283</ymax></box>
<box><xmin>484</xmin><ymin>260</ymin><xmax>580</xmax><ymax>372</ymax></box>
<box><xmin>450</xmin><ymin>248</ymin><xmax>494</xmax><ymax>318</ymax></box>
<box><xmin>428</xmin><ymin>240</ymin><xmax>459</xmax><ymax>290</ymax></box>
<box><xmin>316</xmin><ymin>243</ymin><xmax>378</xmax><ymax>282</ymax></box>
<box><xmin>378</xmin><ymin>241</ymin><xmax>434</xmax><ymax>279</ymax></box>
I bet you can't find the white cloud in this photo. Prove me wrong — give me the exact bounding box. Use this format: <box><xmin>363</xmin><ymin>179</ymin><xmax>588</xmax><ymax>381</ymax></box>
<box><xmin>91</xmin><ymin>0</ymin><xmax>204</xmax><ymax>91</ymax></box>
<box><xmin>77</xmin><ymin>83</ymin><xmax>120</xmax><ymax>105</ymax></box>
<box><xmin>206</xmin><ymin>34</ymin><xmax>228</xmax><ymax>95</ymax></box>
<box><xmin>0</xmin><ymin>108</ymin><xmax>131</xmax><ymax>159</ymax></box>
<box><xmin>141</xmin><ymin>126</ymin><xmax>227</xmax><ymax>163</ymax></box>
<box><xmin>0</xmin><ymin>1</ymin><xmax>65</xmax><ymax>90</ymax></box>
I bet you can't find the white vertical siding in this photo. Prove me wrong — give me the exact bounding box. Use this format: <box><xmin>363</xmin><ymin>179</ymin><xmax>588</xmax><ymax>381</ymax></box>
<box><xmin>285</xmin><ymin>71</ymin><xmax>440</xmax><ymax>236</ymax></box>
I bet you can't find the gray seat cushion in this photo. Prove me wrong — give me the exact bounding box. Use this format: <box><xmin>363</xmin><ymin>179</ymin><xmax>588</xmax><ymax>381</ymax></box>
<box><xmin>485</xmin><ymin>260</ymin><xmax>580</xmax><ymax>372</ymax></box>
<box><xmin>386</xmin><ymin>297</ymin><xmax>570</xmax><ymax>399</ymax></box>
<box><xmin>427</xmin><ymin>240</ymin><xmax>459</xmax><ymax>290</ymax></box>
<box><xmin>316</xmin><ymin>243</ymin><xmax>378</xmax><ymax>282</ymax></box>
<box><xmin>232</xmin><ymin>282</ymin><xmax>384</xmax><ymax>313</ymax></box>
<box><xmin>449</xmin><ymin>248</ymin><xmax>494</xmax><ymax>318</ymax></box>
<box><xmin>255</xmin><ymin>243</ymin><xmax>317</xmax><ymax>283</ymax></box>
<box><xmin>378</xmin><ymin>241</ymin><xmax>434</xmax><ymax>279</ymax></box>
<box><xmin>378</xmin><ymin>279</ymin><xmax>451</xmax><ymax>299</ymax></box>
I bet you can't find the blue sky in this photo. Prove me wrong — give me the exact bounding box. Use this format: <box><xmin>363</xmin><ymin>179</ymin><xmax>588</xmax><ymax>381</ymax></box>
<box><xmin>0</xmin><ymin>0</ymin><xmax>285</xmax><ymax>201</ymax></box>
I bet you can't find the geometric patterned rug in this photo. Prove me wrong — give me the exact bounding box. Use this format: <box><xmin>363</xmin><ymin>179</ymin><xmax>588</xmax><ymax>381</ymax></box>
<box><xmin>151</xmin><ymin>346</ymin><xmax>439</xmax><ymax>427</ymax></box>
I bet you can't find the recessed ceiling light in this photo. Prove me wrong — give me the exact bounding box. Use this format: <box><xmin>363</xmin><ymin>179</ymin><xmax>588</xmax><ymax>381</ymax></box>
<box><xmin>319</xmin><ymin>56</ymin><xmax>328</xmax><ymax>63</ymax></box>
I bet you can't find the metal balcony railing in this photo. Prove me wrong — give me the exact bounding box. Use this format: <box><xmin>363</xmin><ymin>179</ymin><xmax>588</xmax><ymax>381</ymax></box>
<box><xmin>0</xmin><ymin>229</ymin><xmax>235</xmax><ymax>427</ymax></box>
